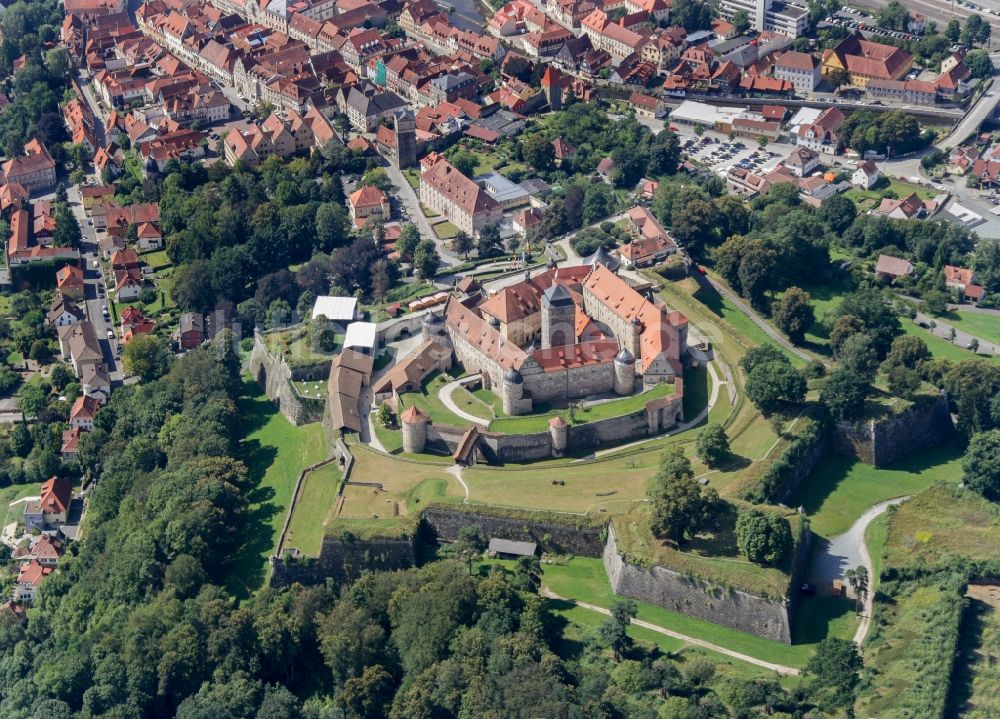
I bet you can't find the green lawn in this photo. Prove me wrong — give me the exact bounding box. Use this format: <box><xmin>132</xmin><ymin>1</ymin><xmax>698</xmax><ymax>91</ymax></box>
<box><xmin>0</xmin><ymin>483</ymin><xmax>49</xmax><ymax>530</ymax></box>
<box><xmin>786</xmin><ymin>441</ymin><xmax>965</xmax><ymax>538</ymax></box>
<box><xmin>433</xmin><ymin>221</ymin><xmax>461</xmax><ymax>240</ymax></box>
<box><xmin>402</xmin><ymin>169</ymin><xmax>420</xmax><ymax>189</ymax></box>
<box><xmin>901</xmin><ymin>320</ymin><xmax>997</xmax><ymax>364</ymax></box>
<box><xmin>843</xmin><ymin>180</ymin><xmax>937</xmax><ymax>209</ymax></box>
<box><xmin>658</xmin><ymin>275</ymin><xmax>805</xmax><ymax>367</ymax></box>
<box><xmin>542</xmin><ymin>558</ymin><xmax>853</xmax><ymax>668</ymax></box>
<box><xmin>865</xmin><ymin>511</ymin><xmax>889</xmax><ymax>587</ymax></box>
<box><xmin>142</xmin><ymin>249</ymin><xmax>173</xmax><ymax>271</ymax></box>
<box><xmin>944</xmin><ymin>309</ymin><xmax>1000</xmax><ymax>346</ymax></box>
<box><xmin>284</xmin><ymin>462</ymin><xmax>342</xmax><ymax>556</ymax></box>
<box><xmin>372</xmin><ymin>418</ymin><xmax>404</xmax><ymax>453</ymax></box>
<box><xmin>398</xmin><ymin>372</ymin><xmax>478</xmax><ymax>427</ymax></box>
<box><xmin>225</xmin><ymin>381</ymin><xmax>328</xmax><ymax>597</ymax></box>
<box><xmin>488</xmin><ymin>382</ymin><xmax>675</xmax><ymax>435</ymax></box>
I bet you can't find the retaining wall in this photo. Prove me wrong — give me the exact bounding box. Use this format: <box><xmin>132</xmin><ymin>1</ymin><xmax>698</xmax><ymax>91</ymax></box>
<box><xmin>420</xmin><ymin>506</ymin><xmax>605</xmax><ymax>556</ymax></box>
<box><xmin>832</xmin><ymin>394</ymin><xmax>954</xmax><ymax>467</ymax></box>
<box><xmin>270</xmin><ymin>535</ymin><xmax>416</xmax><ymax>587</ymax></box>
<box><xmin>602</xmin><ymin>524</ymin><xmax>795</xmax><ymax>643</ymax></box>
<box><xmin>249</xmin><ymin>332</ymin><xmax>327</xmax><ymax>426</ymax></box>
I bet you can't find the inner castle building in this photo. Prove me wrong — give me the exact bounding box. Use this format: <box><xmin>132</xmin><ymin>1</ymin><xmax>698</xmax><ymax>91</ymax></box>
<box><xmin>426</xmin><ymin>261</ymin><xmax>689</xmax><ymax>416</ymax></box>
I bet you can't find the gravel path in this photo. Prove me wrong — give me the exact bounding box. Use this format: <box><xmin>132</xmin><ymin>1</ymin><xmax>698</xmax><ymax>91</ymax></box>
<box><xmin>540</xmin><ymin>586</ymin><xmax>799</xmax><ymax>676</ymax></box>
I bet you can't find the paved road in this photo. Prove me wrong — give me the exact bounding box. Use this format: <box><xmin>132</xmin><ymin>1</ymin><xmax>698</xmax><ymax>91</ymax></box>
<box><xmin>692</xmin><ymin>271</ymin><xmax>819</xmax><ymax>366</ymax></box>
<box><xmin>439</xmin><ymin>377</ymin><xmax>491</xmax><ymax>425</ymax></box>
<box><xmin>913</xmin><ymin>310</ymin><xmax>998</xmax><ymax>356</ymax></box>
<box><xmin>938</xmin><ymin>79</ymin><xmax>999</xmax><ymax>152</ymax></box>
<box><xmin>380</xmin><ymin>159</ymin><xmax>462</xmax><ymax>269</ymax></box>
<box><xmin>540</xmin><ymin>586</ymin><xmax>800</xmax><ymax>675</ymax></box>
<box><xmin>67</xmin><ymin>184</ymin><xmax>124</xmax><ymax>386</ymax></box>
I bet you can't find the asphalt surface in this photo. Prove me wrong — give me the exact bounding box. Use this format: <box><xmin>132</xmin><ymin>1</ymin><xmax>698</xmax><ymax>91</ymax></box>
<box><xmin>67</xmin><ymin>184</ymin><xmax>125</xmax><ymax>386</ymax></box>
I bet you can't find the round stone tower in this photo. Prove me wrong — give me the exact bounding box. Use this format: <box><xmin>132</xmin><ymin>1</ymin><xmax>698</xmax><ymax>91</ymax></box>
<box><xmin>548</xmin><ymin>415</ymin><xmax>568</xmax><ymax>457</ymax></box>
<box><xmin>541</xmin><ymin>283</ymin><xmax>576</xmax><ymax>349</ymax></box>
<box><xmin>420</xmin><ymin>311</ymin><xmax>444</xmax><ymax>342</ymax></box>
<box><xmin>614</xmin><ymin>348</ymin><xmax>636</xmax><ymax>396</ymax></box>
<box><xmin>501</xmin><ymin>367</ymin><xmax>524</xmax><ymax>416</ymax></box>
<box><xmin>400</xmin><ymin>405</ymin><xmax>429</xmax><ymax>454</ymax></box>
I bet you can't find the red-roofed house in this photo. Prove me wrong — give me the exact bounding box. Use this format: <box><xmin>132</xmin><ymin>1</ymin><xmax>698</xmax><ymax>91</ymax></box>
<box><xmin>875</xmin><ymin>254</ymin><xmax>914</xmax><ymax>281</ymax></box>
<box><xmin>618</xmin><ymin>206</ymin><xmax>677</xmax><ymax>267</ymax></box>
<box><xmin>56</xmin><ymin>265</ymin><xmax>85</xmax><ymax>301</ymax></box>
<box><xmin>348</xmin><ymin>185</ymin><xmax>390</xmax><ymax>228</ymax></box>
<box><xmin>15</xmin><ymin>560</ymin><xmax>53</xmax><ymax>602</ymax></box>
<box><xmin>944</xmin><ymin>265</ymin><xmax>986</xmax><ymax>303</ymax></box>
<box><xmin>23</xmin><ymin>477</ymin><xmax>72</xmax><ymax>531</ymax></box>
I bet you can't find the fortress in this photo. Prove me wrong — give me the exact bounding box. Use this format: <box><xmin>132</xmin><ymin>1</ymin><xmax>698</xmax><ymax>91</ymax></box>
<box><xmin>425</xmin><ymin>260</ymin><xmax>689</xmax><ymax>415</ymax></box>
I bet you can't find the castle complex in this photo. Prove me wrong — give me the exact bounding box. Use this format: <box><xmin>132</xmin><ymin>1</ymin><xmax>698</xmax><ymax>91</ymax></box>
<box><xmin>426</xmin><ymin>261</ymin><xmax>689</xmax><ymax>415</ymax></box>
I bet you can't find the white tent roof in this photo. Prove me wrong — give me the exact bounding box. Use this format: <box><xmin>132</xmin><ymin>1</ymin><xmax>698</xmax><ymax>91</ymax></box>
<box><xmin>344</xmin><ymin>321</ymin><xmax>377</xmax><ymax>350</ymax></box>
<box><xmin>312</xmin><ymin>296</ymin><xmax>358</xmax><ymax>322</ymax></box>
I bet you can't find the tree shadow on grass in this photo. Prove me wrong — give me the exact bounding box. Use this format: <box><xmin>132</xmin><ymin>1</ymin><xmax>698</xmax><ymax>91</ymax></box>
<box><xmin>944</xmin><ymin>597</ymin><xmax>987</xmax><ymax>718</ymax></box>
<box><xmin>226</xmin><ymin>491</ymin><xmax>284</xmax><ymax>600</ymax></box>
<box><xmin>791</xmin><ymin>596</ymin><xmax>855</xmax><ymax>646</ymax></box>
<box><xmin>238</xmin><ymin>392</ymin><xmax>278</xmax><ymax>438</ymax></box>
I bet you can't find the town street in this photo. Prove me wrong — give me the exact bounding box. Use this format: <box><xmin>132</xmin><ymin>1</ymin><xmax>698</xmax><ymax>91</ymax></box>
<box><xmin>66</xmin><ymin>184</ymin><xmax>125</xmax><ymax>387</ymax></box>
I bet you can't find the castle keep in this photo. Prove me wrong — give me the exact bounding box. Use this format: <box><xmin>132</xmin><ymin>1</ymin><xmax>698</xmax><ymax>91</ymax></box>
<box><xmin>429</xmin><ymin>261</ymin><xmax>689</xmax><ymax>415</ymax></box>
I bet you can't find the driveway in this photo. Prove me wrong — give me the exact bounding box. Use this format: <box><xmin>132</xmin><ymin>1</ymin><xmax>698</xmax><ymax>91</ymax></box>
<box><xmin>380</xmin><ymin>159</ymin><xmax>461</xmax><ymax>268</ymax></box>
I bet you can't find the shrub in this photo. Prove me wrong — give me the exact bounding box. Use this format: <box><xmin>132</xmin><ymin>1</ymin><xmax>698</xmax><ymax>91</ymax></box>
<box><xmin>735</xmin><ymin>507</ymin><xmax>792</xmax><ymax>565</ymax></box>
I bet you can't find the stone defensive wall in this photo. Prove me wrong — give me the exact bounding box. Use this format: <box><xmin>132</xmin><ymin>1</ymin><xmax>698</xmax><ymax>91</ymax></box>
<box><xmin>249</xmin><ymin>330</ymin><xmax>327</xmax><ymax>426</ymax></box>
<box><xmin>602</xmin><ymin>524</ymin><xmax>799</xmax><ymax>644</ymax></box>
<box><xmin>408</xmin><ymin>389</ymin><xmax>685</xmax><ymax>462</ymax></box>
<box><xmin>270</xmin><ymin>534</ymin><xmax>417</xmax><ymax>588</ymax></box>
<box><xmin>831</xmin><ymin>393</ymin><xmax>954</xmax><ymax>467</ymax></box>
<box><xmin>420</xmin><ymin>505</ymin><xmax>606</xmax><ymax>556</ymax></box>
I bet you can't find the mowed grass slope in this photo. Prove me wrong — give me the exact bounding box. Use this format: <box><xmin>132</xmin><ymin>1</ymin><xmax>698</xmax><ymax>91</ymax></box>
<box><xmin>787</xmin><ymin>441</ymin><xmax>964</xmax><ymax>538</ymax></box>
<box><xmin>542</xmin><ymin>558</ymin><xmax>854</xmax><ymax>668</ymax></box>
<box><xmin>226</xmin><ymin>382</ymin><xmax>328</xmax><ymax>597</ymax></box>
<box><xmin>284</xmin><ymin>462</ymin><xmax>342</xmax><ymax>556</ymax></box>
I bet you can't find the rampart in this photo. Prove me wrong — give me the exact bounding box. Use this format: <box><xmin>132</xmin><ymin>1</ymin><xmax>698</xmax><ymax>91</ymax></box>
<box><xmin>249</xmin><ymin>331</ymin><xmax>327</xmax><ymax>425</ymax></box>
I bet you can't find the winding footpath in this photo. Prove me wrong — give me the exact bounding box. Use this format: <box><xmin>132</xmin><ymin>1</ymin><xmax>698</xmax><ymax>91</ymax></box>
<box><xmin>807</xmin><ymin>497</ymin><xmax>910</xmax><ymax>646</ymax></box>
<box><xmin>540</xmin><ymin>586</ymin><xmax>800</xmax><ymax>676</ymax></box>
<box><xmin>439</xmin><ymin>377</ymin><xmax>492</xmax><ymax>425</ymax></box>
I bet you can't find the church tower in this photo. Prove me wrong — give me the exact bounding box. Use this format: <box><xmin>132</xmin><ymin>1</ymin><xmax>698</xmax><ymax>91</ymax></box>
<box><xmin>393</xmin><ymin>110</ymin><xmax>416</xmax><ymax>169</ymax></box>
<box><xmin>541</xmin><ymin>65</ymin><xmax>562</xmax><ymax>112</ymax></box>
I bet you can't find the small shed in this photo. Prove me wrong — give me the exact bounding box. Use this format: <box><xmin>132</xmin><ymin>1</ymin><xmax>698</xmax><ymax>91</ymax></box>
<box><xmin>488</xmin><ymin>538</ymin><xmax>537</xmax><ymax>558</ymax></box>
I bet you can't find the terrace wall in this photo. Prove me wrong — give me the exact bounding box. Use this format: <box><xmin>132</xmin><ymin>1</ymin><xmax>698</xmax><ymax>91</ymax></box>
<box><xmin>602</xmin><ymin>524</ymin><xmax>796</xmax><ymax>643</ymax></box>
<box><xmin>250</xmin><ymin>332</ymin><xmax>327</xmax><ymax>426</ymax></box>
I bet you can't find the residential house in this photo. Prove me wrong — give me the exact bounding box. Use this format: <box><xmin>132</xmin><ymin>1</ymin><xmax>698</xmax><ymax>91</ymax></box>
<box><xmin>7</xmin><ymin>208</ymin><xmax>80</xmax><ymax>266</ymax></box>
<box><xmin>874</xmin><ymin>253</ymin><xmax>914</xmax><ymax>281</ymax></box>
<box><xmin>944</xmin><ymin>265</ymin><xmax>986</xmax><ymax>303</ymax></box>
<box><xmin>796</xmin><ymin>107</ymin><xmax>844</xmax><ymax>155</ymax></box>
<box><xmin>69</xmin><ymin>395</ymin><xmax>102</xmax><ymax>431</ymax></box>
<box><xmin>783</xmin><ymin>147</ymin><xmax>820</xmax><ymax>177</ymax></box>
<box><xmin>14</xmin><ymin>561</ymin><xmax>53</xmax><ymax>603</ymax></box>
<box><xmin>618</xmin><ymin>205</ymin><xmax>677</xmax><ymax>267</ymax></box>
<box><xmin>61</xmin><ymin>427</ymin><xmax>84</xmax><ymax>460</ymax></box>
<box><xmin>47</xmin><ymin>298</ymin><xmax>84</xmax><ymax>328</ymax></box>
<box><xmin>865</xmin><ymin>78</ymin><xmax>937</xmax><ymax>106</ymax></box>
<box><xmin>348</xmin><ymin>186</ymin><xmax>390</xmax><ymax>228</ymax></box>
<box><xmin>55</xmin><ymin>265</ymin><xmax>86</xmax><ymax>301</ymax></box>
<box><xmin>23</xmin><ymin>476</ymin><xmax>72</xmax><ymax>532</ymax></box>
<box><xmin>628</xmin><ymin>92</ymin><xmax>666</xmax><ymax>118</ymax></box>
<box><xmin>177</xmin><ymin>312</ymin><xmax>205</xmax><ymax>349</ymax></box>
<box><xmin>877</xmin><ymin>192</ymin><xmax>930</xmax><ymax>220</ymax></box>
<box><xmin>852</xmin><ymin>160</ymin><xmax>880</xmax><ymax>189</ymax></box>
<box><xmin>512</xmin><ymin>206</ymin><xmax>544</xmax><ymax>240</ymax></box>
<box><xmin>726</xmin><ymin>166</ymin><xmax>771</xmax><ymax>198</ymax></box>
<box><xmin>60</xmin><ymin>320</ymin><xmax>103</xmax><ymax>376</ymax></box>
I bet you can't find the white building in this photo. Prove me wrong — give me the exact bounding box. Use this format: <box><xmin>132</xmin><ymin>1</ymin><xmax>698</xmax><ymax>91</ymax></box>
<box><xmin>773</xmin><ymin>51</ymin><xmax>820</xmax><ymax>94</ymax></box>
<box><xmin>852</xmin><ymin>160</ymin><xmax>880</xmax><ymax>190</ymax></box>
<box><xmin>717</xmin><ymin>0</ymin><xmax>808</xmax><ymax>38</ymax></box>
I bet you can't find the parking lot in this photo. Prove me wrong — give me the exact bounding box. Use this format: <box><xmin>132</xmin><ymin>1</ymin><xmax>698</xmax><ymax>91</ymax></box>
<box><xmin>680</xmin><ymin>132</ymin><xmax>792</xmax><ymax>178</ymax></box>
